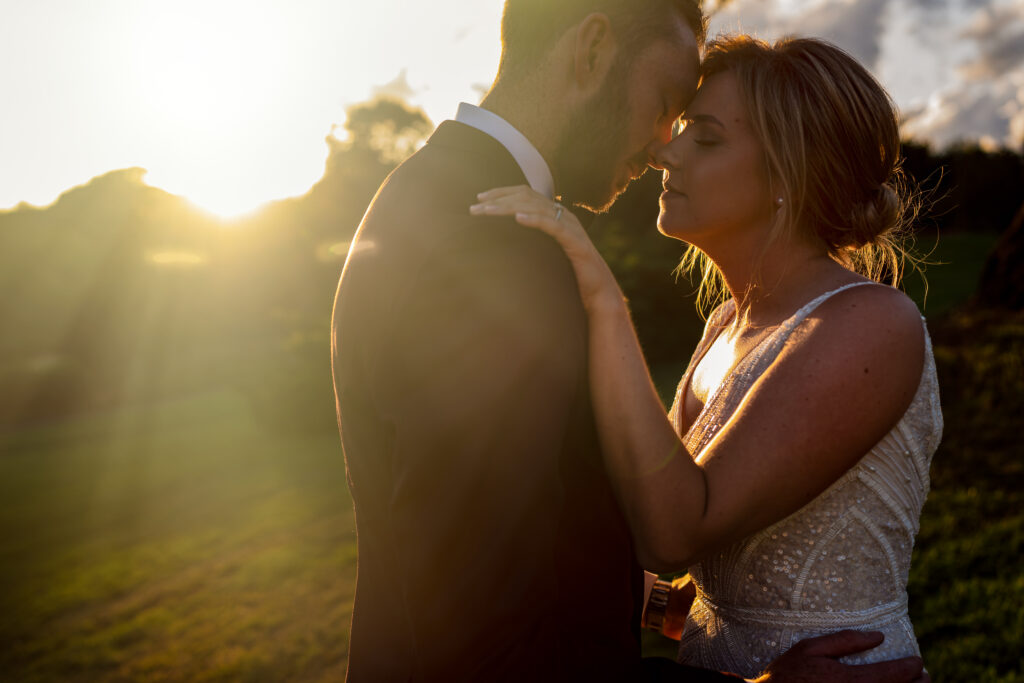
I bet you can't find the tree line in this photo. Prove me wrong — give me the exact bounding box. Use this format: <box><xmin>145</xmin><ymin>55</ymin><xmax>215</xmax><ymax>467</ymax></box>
<box><xmin>0</xmin><ymin>97</ymin><xmax>1020</xmax><ymax>427</ymax></box>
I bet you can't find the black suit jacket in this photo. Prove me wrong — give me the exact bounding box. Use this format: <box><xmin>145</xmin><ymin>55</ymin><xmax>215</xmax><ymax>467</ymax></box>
<box><xmin>332</xmin><ymin>121</ymin><xmax>736</xmax><ymax>682</ymax></box>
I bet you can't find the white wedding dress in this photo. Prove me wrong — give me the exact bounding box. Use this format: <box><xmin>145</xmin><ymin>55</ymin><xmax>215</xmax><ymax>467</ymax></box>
<box><xmin>670</xmin><ymin>282</ymin><xmax>942</xmax><ymax>678</ymax></box>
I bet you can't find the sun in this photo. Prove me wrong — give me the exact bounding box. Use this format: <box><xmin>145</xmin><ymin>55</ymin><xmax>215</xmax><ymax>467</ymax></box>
<box><xmin>26</xmin><ymin>0</ymin><xmax>505</xmax><ymax>219</ymax></box>
<box><xmin>125</xmin><ymin>1</ymin><xmax>311</xmax><ymax>217</ymax></box>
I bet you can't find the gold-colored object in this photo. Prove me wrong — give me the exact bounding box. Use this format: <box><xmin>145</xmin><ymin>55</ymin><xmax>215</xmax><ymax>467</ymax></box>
<box><xmin>644</xmin><ymin>579</ymin><xmax>672</xmax><ymax>632</ymax></box>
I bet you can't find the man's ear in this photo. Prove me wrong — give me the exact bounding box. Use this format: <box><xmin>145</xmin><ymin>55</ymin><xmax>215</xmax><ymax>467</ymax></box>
<box><xmin>572</xmin><ymin>13</ymin><xmax>617</xmax><ymax>93</ymax></box>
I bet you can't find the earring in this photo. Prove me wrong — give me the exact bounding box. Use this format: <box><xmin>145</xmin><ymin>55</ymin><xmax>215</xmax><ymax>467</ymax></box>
<box><xmin>775</xmin><ymin>197</ymin><xmax>784</xmax><ymax>208</ymax></box>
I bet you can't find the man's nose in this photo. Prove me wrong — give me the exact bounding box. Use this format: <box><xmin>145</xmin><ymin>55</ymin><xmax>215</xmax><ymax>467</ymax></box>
<box><xmin>646</xmin><ymin>119</ymin><xmax>676</xmax><ymax>169</ymax></box>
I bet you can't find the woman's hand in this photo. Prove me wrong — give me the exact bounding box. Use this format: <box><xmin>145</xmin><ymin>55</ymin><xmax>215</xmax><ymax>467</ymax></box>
<box><xmin>470</xmin><ymin>186</ymin><xmax>624</xmax><ymax>312</ymax></box>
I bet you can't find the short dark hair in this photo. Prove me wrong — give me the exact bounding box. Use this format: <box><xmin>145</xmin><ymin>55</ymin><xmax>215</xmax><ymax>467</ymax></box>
<box><xmin>497</xmin><ymin>0</ymin><xmax>706</xmax><ymax>82</ymax></box>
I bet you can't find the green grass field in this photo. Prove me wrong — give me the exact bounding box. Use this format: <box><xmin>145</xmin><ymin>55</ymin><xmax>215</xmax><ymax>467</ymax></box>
<box><xmin>902</xmin><ymin>231</ymin><xmax>999</xmax><ymax>316</ymax></box>
<box><xmin>1</xmin><ymin>231</ymin><xmax>1020</xmax><ymax>682</ymax></box>
<box><xmin>0</xmin><ymin>392</ymin><xmax>355</xmax><ymax>681</ymax></box>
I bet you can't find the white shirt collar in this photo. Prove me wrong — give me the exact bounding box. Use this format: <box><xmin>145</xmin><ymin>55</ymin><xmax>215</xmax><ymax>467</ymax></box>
<box><xmin>455</xmin><ymin>102</ymin><xmax>556</xmax><ymax>200</ymax></box>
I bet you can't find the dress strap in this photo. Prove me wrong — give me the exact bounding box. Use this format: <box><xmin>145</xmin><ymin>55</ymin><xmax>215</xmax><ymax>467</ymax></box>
<box><xmin>779</xmin><ymin>281</ymin><xmax>889</xmax><ymax>335</ymax></box>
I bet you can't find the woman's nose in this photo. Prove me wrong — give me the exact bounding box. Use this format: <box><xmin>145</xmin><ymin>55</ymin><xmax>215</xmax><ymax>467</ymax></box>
<box><xmin>648</xmin><ymin>137</ymin><xmax>676</xmax><ymax>171</ymax></box>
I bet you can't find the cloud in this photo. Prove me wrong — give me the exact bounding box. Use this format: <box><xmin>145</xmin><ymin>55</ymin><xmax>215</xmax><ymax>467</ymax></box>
<box><xmin>711</xmin><ymin>0</ymin><xmax>890</xmax><ymax>68</ymax></box>
<box><xmin>708</xmin><ymin>0</ymin><xmax>778</xmax><ymax>34</ymax></box>
<box><xmin>905</xmin><ymin>0</ymin><xmax>990</xmax><ymax>9</ymax></box>
<box><xmin>901</xmin><ymin>0</ymin><xmax>1024</xmax><ymax>147</ymax></box>
<box><xmin>795</xmin><ymin>0</ymin><xmax>890</xmax><ymax>68</ymax></box>
<box><xmin>903</xmin><ymin>72</ymin><xmax>1024</xmax><ymax>147</ymax></box>
<box><xmin>371</xmin><ymin>69</ymin><xmax>417</xmax><ymax>102</ymax></box>
<box><xmin>709</xmin><ymin>0</ymin><xmax>1022</xmax><ymax>149</ymax></box>
<box><xmin>958</xmin><ymin>0</ymin><xmax>1024</xmax><ymax>77</ymax></box>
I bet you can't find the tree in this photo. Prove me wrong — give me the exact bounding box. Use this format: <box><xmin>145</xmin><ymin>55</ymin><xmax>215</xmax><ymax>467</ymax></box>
<box><xmin>335</xmin><ymin>97</ymin><xmax>433</xmax><ymax>167</ymax></box>
<box><xmin>975</xmin><ymin>200</ymin><xmax>1024</xmax><ymax>310</ymax></box>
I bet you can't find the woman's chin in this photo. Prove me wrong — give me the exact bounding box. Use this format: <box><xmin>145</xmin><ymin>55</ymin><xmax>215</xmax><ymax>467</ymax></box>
<box><xmin>657</xmin><ymin>215</ymin><xmax>686</xmax><ymax>241</ymax></box>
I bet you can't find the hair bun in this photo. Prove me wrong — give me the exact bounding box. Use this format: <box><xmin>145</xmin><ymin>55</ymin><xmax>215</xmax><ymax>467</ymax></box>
<box><xmin>845</xmin><ymin>183</ymin><xmax>900</xmax><ymax>249</ymax></box>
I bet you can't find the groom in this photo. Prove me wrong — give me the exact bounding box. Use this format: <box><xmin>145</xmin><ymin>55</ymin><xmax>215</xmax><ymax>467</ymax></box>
<box><xmin>332</xmin><ymin>1</ymin><xmax>928</xmax><ymax>681</ymax></box>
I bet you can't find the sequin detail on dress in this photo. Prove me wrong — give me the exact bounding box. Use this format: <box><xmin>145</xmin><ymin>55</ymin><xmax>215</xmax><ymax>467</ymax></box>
<box><xmin>670</xmin><ymin>282</ymin><xmax>942</xmax><ymax>678</ymax></box>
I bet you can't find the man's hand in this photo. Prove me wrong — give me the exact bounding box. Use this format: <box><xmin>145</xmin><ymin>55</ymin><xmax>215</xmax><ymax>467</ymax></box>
<box><xmin>751</xmin><ymin>630</ymin><xmax>929</xmax><ymax>683</ymax></box>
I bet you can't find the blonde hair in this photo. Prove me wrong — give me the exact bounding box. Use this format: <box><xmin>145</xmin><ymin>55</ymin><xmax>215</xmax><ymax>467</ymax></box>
<box><xmin>680</xmin><ymin>35</ymin><xmax>920</xmax><ymax>314</ymax></box>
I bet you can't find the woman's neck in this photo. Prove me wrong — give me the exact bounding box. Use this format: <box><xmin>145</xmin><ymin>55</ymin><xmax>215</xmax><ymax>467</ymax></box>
<box><xmin>704</xmin><ymin>232</ymin><xmax>840</xmax><ymax>330</ymax></box>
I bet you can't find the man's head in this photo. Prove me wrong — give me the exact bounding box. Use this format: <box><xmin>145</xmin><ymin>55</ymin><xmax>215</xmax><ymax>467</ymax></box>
<box><xmin>493</xmin><ymin>0</ymin><xmax>705</xmax><ymax>211</ymax></box>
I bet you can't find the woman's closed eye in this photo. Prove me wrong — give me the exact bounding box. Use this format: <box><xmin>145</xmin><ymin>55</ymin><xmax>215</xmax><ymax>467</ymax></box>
<box><xmin>678</xmin><ymin>118</ymin><xmax>721</xmax><ymax>147</ymax></box>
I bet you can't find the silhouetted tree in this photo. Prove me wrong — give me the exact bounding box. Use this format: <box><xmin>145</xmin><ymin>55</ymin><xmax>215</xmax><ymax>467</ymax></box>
<box><xmin>902</xmin><ymin>140</ymin><xmax>1024</xmax><ymax>234</ymax></box>
<box><xmin>339</xmin><ymin>97</ymin><xmax>433</xmax><ymax>166</ymax></box>
<box><xmin>252</xmin><ymin>97</ymin><xmax>433</xmax><ymax>253</ymax></box>
<box><xmin>975</xmin><ymin>201</ymin><xmax>1024</xmax><ymax>310</ymax></box>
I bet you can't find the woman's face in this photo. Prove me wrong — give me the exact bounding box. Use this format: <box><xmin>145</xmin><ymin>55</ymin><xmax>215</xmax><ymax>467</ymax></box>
<box><xmin>654</xmin><ymin>71</ymin><xmax>776</xmax><ymax>246</ymax></box>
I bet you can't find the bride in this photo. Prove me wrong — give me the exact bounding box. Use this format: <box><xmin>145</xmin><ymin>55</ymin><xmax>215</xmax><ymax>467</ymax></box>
<box><xmin>470</xmin><ymin>35</ymin><xmax>941</xmax><ymax>679</ymax></box>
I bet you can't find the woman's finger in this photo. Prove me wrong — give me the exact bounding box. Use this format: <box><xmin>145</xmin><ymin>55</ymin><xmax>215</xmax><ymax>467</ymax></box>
<box><xmin>514</xmin><ymin>212</ymin><xmax>563</xmax><ymax>232</ymax></box>
<box><xmin>472</xmin><ymin>188</ymin><xmax>617</xmax><ymax>307</ymax></box>
<box><xmin>481</xmin><ymin>191</ymin><xmax>551</xmax><ymax>209</ymax></box>
<box><xmin>476</xmin><ymin>185</ymin><xmax>533</xmax><ymax>201</ymax></box>
<box><xmin>469</xmin><ymin>202</ymin><xmax>524</xmax><ymax>216</ymax></box>
<box><xmin>470</xmin><ymin>198</ymin><xmax>560</xmax><ymax>218</ymax></box>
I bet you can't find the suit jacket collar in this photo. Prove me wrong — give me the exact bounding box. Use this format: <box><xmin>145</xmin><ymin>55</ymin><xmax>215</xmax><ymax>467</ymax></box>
<box><xmin>426</xmin><ymin>120</ymin><xmax>537</xmax><ymax>192</ymax></box>
<box><xmin>426</xmin><ymin>119</ymin><xmax>597</xmax><ymax>229</ymax></box>
<box><xmin>454</xmin><ymin>103</ymin><xmax>556</xmax><ymax>199</ymax></box>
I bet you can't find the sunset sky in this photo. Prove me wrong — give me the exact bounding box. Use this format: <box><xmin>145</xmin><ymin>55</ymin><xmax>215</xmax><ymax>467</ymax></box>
<box><xmin>2</xmin><ymin>0</ymin><xmax>1021</xmax><ymax>217</ymax></box>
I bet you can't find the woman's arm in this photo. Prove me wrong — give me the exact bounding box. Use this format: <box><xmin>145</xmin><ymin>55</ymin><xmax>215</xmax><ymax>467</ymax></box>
<box><xmin>584</xmin><ymin>292</ymin><xmax>713</xmax><ymax>570</ymax></box>
<box><xmin>471</xmin><ymin>187</ymin><xmax>925</xmax><ymax>572</ymax></box>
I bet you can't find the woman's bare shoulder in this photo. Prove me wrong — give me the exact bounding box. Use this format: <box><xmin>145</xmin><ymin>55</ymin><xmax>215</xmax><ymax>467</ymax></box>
<box><xmin>786</xmin><ymin>282</ymin><xmax>926</xmax><ymax>396</ymax></box>
<box><xmin>814</xmin><ymin>282</ymin><xmax>924</xmax><ymax>342</ymax></box>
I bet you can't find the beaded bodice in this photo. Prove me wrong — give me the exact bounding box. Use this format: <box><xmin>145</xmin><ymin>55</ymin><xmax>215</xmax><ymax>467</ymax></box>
<box><xmin>669</xmin><ymin>282</ymin><xmax>942</xmax><ymax>677</ymax></box>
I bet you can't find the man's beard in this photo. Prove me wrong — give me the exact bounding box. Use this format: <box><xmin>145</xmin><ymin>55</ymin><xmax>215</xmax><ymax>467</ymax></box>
<box><xmin>550</xmin><ymin>68</ymin><xmax>641</xmax><ymax>213</ymax></box>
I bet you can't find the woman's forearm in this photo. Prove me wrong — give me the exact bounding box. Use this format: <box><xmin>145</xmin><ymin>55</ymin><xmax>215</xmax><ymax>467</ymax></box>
<box><xmin>468</xmin><ymin>187</ymin><xmax>713</xmax><ymax>568</ymax></box>
<box><xmin>586</xmin><ymin>294</ymin><xmax>709</xmax><ymax>571</ymax></box>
